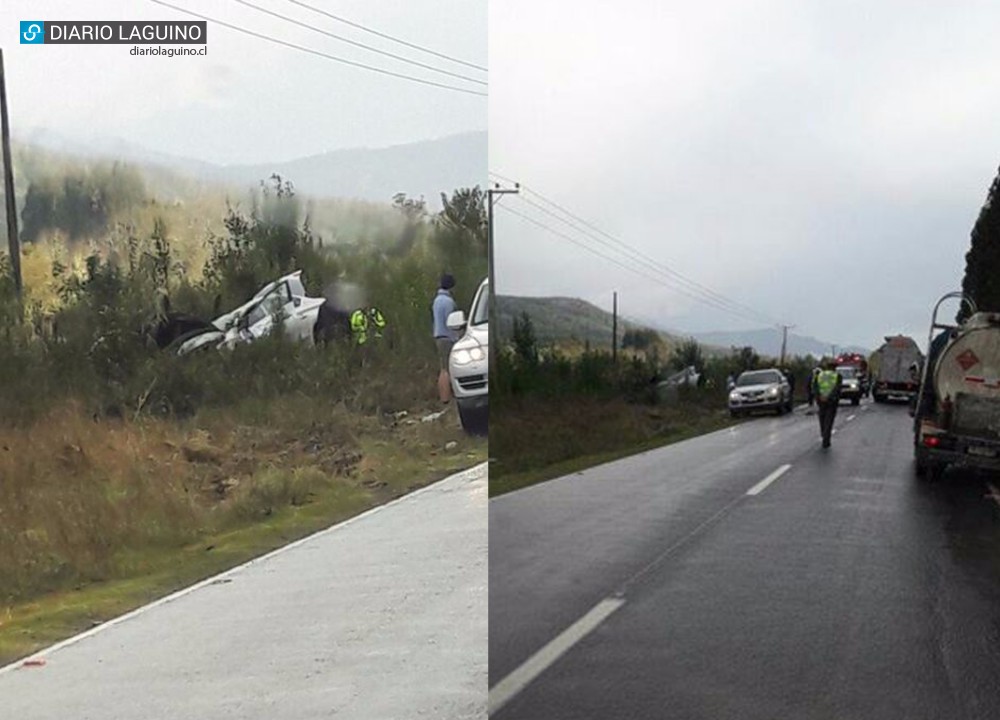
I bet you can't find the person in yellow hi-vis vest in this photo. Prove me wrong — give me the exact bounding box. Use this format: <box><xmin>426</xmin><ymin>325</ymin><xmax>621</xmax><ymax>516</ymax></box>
<box><xmin>811</xmin><ymin>358</ymin><xmax>843</xmax><ymax>448</ymax></box>
<box><xmin>350</xmin><ymin>307</ymin><xmax>388</xmax><ymax>346</ymax></box>
<box><xmin>367</xmin><ymin>307</ymin><xmax>387</xmax><ymax>340</ymax></box>
<box><xmin>350</xmin><ymin>308</ymin><xmax>369</xmax><ymax>345</ymax></box>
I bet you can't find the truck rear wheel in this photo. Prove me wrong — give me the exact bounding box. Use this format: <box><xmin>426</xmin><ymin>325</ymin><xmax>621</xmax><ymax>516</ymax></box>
<box><xmin>915</xmin><ymin>449</ymin><xmax>944</xmax><ymax>481</ymax></box>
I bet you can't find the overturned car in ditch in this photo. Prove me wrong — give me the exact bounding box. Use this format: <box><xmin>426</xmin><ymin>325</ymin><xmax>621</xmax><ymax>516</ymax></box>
<box><xmin>155</xmin><ymin>271</ymin><xmax>347</xmax><ymax>355</ymax></box>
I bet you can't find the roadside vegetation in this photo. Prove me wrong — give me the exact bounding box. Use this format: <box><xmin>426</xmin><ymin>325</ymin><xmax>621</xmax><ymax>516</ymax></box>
<box><xmin>491</xmin><ymin>311</ymin><xmax>820</xmax><ymax>496</ymax></box>
<box><xmin>0</xmin><ymin>156</ymin><xmax>487</xmax><ymax>664</ymax></box>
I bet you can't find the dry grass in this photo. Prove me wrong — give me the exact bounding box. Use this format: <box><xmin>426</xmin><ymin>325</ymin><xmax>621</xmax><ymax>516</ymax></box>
<box><xmin>0</xmin><ymin>393</ymin><xmax>476</xmax><ymax>606</ymax></box>
<box><xmin>489</xmin><ymin>395</ymin><xmax>734</xmax><ymax>496</ymax></box>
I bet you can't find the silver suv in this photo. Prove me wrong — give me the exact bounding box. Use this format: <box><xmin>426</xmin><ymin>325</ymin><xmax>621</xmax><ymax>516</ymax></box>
<box><xmin>729</xmin><ymin>368</ymin><xmax>792</xmax><ymax>417</ymax></box>
<box><xmin>447</xmin><ymin>278</ymin><xmax>488</xmax><ymax>435</ymax></box>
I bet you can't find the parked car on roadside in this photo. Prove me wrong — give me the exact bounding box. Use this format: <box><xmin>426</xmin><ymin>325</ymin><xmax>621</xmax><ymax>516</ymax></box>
<box><xmin>447</xmin><ymin>278</ymin><xmax>488</xmax><ymax>435</ymax></box>
<box><xmin>728</xmin><ymin>368</ymin><xmax>792</xmax><ymax>417</ymax></box>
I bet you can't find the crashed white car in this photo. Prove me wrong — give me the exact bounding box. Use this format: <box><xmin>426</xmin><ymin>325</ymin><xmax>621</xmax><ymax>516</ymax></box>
<box><xmin>447</xmin><ymin>278</ymin><xmax>488</xmax><ymax>434</ymax></box>
<box><xmin>176</xmin><ymin>271</ymin><xmax>327</xmax><ymax>355</ymax></box>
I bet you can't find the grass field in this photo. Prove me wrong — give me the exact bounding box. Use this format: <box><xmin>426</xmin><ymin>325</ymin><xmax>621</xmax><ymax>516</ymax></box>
<box><xmin>0</xmin><ymin>397</ymin><xmax>484</xmax><ymax>667</ymax></box>
<box><xmin>489</xmin><ymin>394</ymin><xmax>736</xmax><ymax>497</ymax></box>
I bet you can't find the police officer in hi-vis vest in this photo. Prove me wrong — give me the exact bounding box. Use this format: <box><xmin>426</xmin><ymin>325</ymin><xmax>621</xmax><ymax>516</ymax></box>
<box><xmin>349</xmin><ymin>306</ymin><xmax>387</xmax><ymax>346</ymax></box>
<box><xmin>811</xmin><ymin>358</ymin><xmax>843</xmax><ymax>448</ymax></box>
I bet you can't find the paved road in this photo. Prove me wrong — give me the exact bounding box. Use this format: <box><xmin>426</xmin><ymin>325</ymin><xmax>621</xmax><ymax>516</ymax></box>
<box><xmin>490</xmin><ymin>402</ymin><xmax>1000</xmax><ymax>719</ymax></box>
<box><xmin>1</xmin><ymin>463</ymin><xmax>487</xmax><ymax>720</ymax></box>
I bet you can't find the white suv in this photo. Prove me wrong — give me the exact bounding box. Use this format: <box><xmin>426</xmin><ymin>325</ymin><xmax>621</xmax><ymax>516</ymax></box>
<box><xmin>447</xmin><ymin>278</ymin><xmax>488</xmax><ymax>435</ymax></box>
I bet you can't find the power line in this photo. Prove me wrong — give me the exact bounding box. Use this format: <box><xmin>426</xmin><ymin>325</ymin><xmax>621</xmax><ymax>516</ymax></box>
<box><xmin>490</xmin><ymin>171</ymin><xmax>779</xmax><ymax>325</ymax></box>
<box><xmin>496</xmin><ymin>203</ymin><xmax>772</xmax><ymax>325</ymax></box>
<box><xmin>285</xmin><ymin>0</ymin><xmax>487</xmax><ymax>73</ymax></box>
<box><xmin>229</xmin><ymin>0</ymin><xmax>486</xmax><ymax>86</ymax></box>
<box><xmin>149</xmin><ymin>0</ymin><xmax>487</xmax><ymax>97</ymax></box>
<box><xmin>518</xmin><ymin>192</ymin><xmax>775</xmax><ymax>326</ymax></box>
<box><xmin>492</xmin><ymin>173</ymin><xmax>774</xmax><ymax>324</ymax></box>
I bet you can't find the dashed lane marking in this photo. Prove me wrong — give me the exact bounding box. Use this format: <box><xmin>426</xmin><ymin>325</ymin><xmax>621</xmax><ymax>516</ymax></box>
<box><xmin>488</xmin><ymin>598</ymin><xmax>626</xmax><ymax>715</ymax></box>
<box><xmin>986</xmin><ymin>482</ymin><xmax>1000</xmax><ymax>510</ymax></box>
<box><xmin>746</xmin><ymin>464</ymin><xmax>792</xmax><ymax>496</ymax></box>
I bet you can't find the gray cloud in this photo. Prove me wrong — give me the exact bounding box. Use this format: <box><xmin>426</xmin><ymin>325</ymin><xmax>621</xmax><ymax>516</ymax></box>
<box><xmin>490</xmin><ymin>0</ymin><xmax>999</xmax><ymax>350</ymax></box>
<box><xmin>2</xmin><ymin>0</ymin><xmax>486</xmax><ymax>164</ymax></box>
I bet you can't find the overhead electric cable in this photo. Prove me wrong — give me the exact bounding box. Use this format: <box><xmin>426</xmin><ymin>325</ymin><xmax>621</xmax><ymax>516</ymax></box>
<box><xmin>489</xmin><ymin>171</ymin><xmax>780</xmax><ymax>326</ymax></box>
<box><xmin>523</xmin><ymin>194</ymin><xmax>777</xmax><ymax>326</ymax></box>
<box><xmin>229</xmin><ymin>0</ymin><xmax>486</xmax><ymax>86</ymax></box>
<box><xmin>149</xmin><ymin>0</ymin><xmax>487</xmax><ymax>97</ymax></box>
<box><xmin>497</xmin><ymin>204</ymin><xmax>774</xmax><ymax>325</ymax></box>
<box><xmin>285</xmin><ymin>0</ymin><xmax>488</xmax><ymax>73</ymax></box>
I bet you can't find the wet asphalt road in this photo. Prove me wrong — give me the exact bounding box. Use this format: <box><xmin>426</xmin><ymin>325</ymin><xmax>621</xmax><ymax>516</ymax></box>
<box><xmin>490</xmin><ymin>401</ymin><xmax>1000</xmax><ymax>719</ymax></box>
<box><xmin>0</xmin><ymin>464</ymin><xmax>487</xmax><ymax>720</ymax></box>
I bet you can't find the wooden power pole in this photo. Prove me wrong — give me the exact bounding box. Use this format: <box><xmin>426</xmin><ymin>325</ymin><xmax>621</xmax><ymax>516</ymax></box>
<box><xmin>487</xmin><ymin>182</ymin><xmax>519</xmax><ymax>372</ymax></box>
<box><xmin>0</xmin><ymin>48</ymin><xmax>21</xmax><ymax>302</ymax></box>
<box><xmin>612</xmin><ymin>291</ymin><xmax>618</xmax><ymax>363</ymax></box>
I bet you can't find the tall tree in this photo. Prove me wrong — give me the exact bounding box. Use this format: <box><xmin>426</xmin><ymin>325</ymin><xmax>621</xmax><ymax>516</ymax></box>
<box><xmin>961</xmin><ymin>166</ymin><xmax>1000</xmax><ymax>317</ymax></box>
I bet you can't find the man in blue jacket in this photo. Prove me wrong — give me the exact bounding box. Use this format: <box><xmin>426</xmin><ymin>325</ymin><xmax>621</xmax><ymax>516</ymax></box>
<box><xmin>432</xmin><ymin>273</ymin><xmax>459</xmax><ymax>404</ymax></box>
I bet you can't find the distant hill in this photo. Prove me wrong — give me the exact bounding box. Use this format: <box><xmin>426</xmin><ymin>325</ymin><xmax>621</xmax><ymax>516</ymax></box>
<box><xmin>213</xmin><ymin>132</ymin><xmax>486</xmax><ymax>207</ymax></box>
<box><xmin>682</xmin><ymin>328</ymin><xmax>869</xmax><ymax>359</ymax></box>
<box><xmin>498</xmin><ymin>295</ymin><xmax>676</xmax><ymax>351</ymax></box>
<box><xmin>17</xmin><ymin>129</ymin><xmax>487</xmax><ymax>208</ymax></box>
<box><xmin>498</xmin><ymin>295</ymin><xmax>868</xmax><ymax>359</ymax></box>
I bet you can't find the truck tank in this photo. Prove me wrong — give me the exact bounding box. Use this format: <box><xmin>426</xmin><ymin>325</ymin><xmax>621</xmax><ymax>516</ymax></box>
<box><xmin>932</xmin><ymin>312</ymin><xmax>1000</xmax><ymax>438</ymax></box>
<box><xmin>871</xmin><ymin>335</ymin><xmax>923</xmax><ymax>401</ymax></box>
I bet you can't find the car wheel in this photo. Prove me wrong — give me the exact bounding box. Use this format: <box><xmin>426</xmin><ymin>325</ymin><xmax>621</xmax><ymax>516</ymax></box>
<box><xmin>729</xmin><ymin>409</ymin><xmax>740</xmax><ymax>419</ymax></box>
<box><xmin>457</xmin><ymin>402</ymin><xmax>487</xmax><ymax>436</ymax></box>
<box><xmin>852</xmin><ymin>397</ymin><xmax>860</xmax><ymax>406</ymax></box>
<box><xmin>169</xmin><ymin>328</ymin><xmax>224</xmax><ymax>355</ymax></box>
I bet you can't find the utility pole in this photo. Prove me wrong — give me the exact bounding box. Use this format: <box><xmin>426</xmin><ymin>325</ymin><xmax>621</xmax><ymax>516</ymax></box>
<box><xmin>612</xmin><ymin>291</ymin><xmax>618</xmax><ymax>363</ymax></box>
<box><xmin>779</xmin><ymin>324</ymin><xmax>795</xmax><ymax>366</ymax></box>
<box><xmin>487</xmin><ymin>181</ymin><xmax>519</xmax><ymax>372</ymax></box>
<box><xmin>0</xmin><ymin>48</ymin><xmax>21</xmax><ymax>302</ymax></box>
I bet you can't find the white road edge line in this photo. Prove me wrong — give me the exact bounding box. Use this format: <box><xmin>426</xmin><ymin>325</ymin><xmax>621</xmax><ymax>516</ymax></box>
<box><xmin>746</xmin><ymin>464</ymin><xmax>792</xmax><ymax>496</ymax></box>
<box><xmin>0</xmin><ymin>462</ymin><xmax>488</xmax><ymax>676</ymax></box>
<box><xmin>846</xmin><ymin>414</ymin><xmax>856</xmax><ymax>422</ymax></box>
<box><xmin>488</xmin><ymin>597</ymin><xmax>625</xmax><ymax>715</ymax></box>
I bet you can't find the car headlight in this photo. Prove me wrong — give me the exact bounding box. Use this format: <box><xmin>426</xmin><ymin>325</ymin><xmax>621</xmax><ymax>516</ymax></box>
<box><xmin>452</xmin><ymin>341</ymin><xmax>484</xmax><ymax>365</ymax></box>
<box><xmin>768</xmin><ymin>387</ymin><xmax>780</xmax><ymax>396</ymax></box>
<box><xmin>729</xmin><ymin>392</ymin><xmax>740</xmax><ymax>401</ymax></box>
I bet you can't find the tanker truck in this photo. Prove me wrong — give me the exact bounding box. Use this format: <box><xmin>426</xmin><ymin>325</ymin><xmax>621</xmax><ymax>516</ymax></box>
<box><xmin>869</xmin><ymin>335</ymin><xmax>923</xmax><ymax>403</ymax></box>
<box><xmin>913</xmin><ymin>292</ymin><xmax>1000</xmax><ymax>480</ymax></box>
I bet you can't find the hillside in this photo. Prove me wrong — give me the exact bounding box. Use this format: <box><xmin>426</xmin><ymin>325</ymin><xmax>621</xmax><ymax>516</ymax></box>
<box><xmin>683</xmin><ymin>328</ymin><xmax>869</xmax><ymax>359</ymax></box>
<box><xmin>498</xmin><ymin>295</ymin><xmax>868</xmax><ymax>359</ymax></box>
<box><xmin>16</xmin><ymin>129</ymin><xmax>486</xmax><ymax>209</ymax></box>
<box><xmin>497</xmin><ymin>295</ymin><xmax>675</xmax><ymax>351</ymax></box>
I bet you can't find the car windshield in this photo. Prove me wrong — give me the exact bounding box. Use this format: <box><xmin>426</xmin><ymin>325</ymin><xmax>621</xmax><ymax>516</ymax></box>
<box><xmin>837</xmin><ymin>367</ymin><xmax>857</xmax><ymax>378</ymax></box>
<box><xmin>471</xmin><ymin>284</ymin><xmax>488</xmax><ymax>326</ymax></box>
<box><xmin>737</xmin><ymin>370</ymin><xmax>780</xmax><ymax>387</ymax></box>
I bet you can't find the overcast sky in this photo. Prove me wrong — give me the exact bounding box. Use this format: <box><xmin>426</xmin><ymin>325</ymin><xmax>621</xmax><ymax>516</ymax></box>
<box><xmin>1</xmin><ymin>0</ymin><xmax>485</xmax><ymax>164</ymax></box>
<box><xmin>489</xmin><ymin>0</ymin><xmax>1000</xmax><ymax>351</ymax></box>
